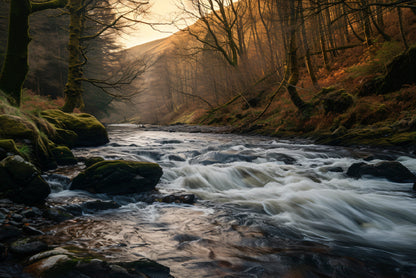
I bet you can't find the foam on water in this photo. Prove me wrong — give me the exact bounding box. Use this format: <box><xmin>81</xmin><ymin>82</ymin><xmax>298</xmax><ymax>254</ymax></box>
<box><xmin>60</xmin><ymin>124</ymin><xmax>416</xmax><ymax>275</ymax></box>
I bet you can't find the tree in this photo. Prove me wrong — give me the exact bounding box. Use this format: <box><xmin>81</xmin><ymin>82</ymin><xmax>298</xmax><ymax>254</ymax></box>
<box><xmin>62</xmin><ymin>0</ymin><xmax>149</xmax><ymax>112</ymax></box>
<box><xmin>0</xmin><ymin>0</ymin><xmax>67</xmax><ymax>106</ymax></box>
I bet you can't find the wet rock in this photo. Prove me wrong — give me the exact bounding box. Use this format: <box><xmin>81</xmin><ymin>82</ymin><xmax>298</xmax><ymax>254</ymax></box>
<box><xmin>21</xmin><ymin>207</ymin><xmax>42</xmax><ymax>218</ymax></box>
<box><xmin>161</xmin><ymin>194</ymin><xmax>196</xmax><ymax>204</ymax></box>
<box><xmin>0</xmin><ymin>243</ymin><xmax>6</xmax><ymax>261</ymax></box>
<box><xmin>26</xmin><ymin>246</ymin><xmax>173</xmax><ymax>278</ymax></box>
<box><xmin>61</xmin><ymin>204</ymin><xmax>83</xmax><ymax>216</ymax></box>
<box><xmin>10</xmin><ymin>239</ymin><xmax>48</xmax><ymax>256</ymax></box>
<box><xmin>346</xmin><ymin>161</ymin><xmax>416</xmax><ymax>183</ymax></box>
<box><xmin>0</xmin><ymin>155</ymin><xmax>51</xmax><ymax>205</ymax></box>
<box><xmin>23</xmin><ymin>226</ymin><xmax>45</xmax><ymax>236</ymax></box>
<box><xmin>85</xmin><ymin>156</ymin><xmax>105</xmax><ymax>168</ymax></box>
<box><xmin>71</xmin><ymin>160</ymin><xmax>163</xmax><ymax>195</ymax></box>
<box><xmin>51</xmin><ymin>146</ymin><xmax>77</xmax><ymax>165</ymax></box>
<box><xmin>11</xmin><ymin>214</ymin><xmax>23</xmax><ymax>222</ymax></box>
<box><xmin>81</xmin><ymin>200</ymin><xmax>121</xmax><ymax>213</ymax></box>
<box><xmin>44</xmin><ymin>207</ymin><xmax>74</xmax><ymax>222</ymax></box>
<box><xmin>167</xmin><ymin>154</ymin><xmax>186</xmax><ymax>162</ymax></box>
<box><xmin>25</xmin><ymin>254</ymin><xmax>73</xmax><ymax>277</ymax></box>
<box><xmin>268</xmin><ymin>153</ymin><xmax>297</xmax><ymax>165</ymax></box>
<box><xmin>41</xmin><ymin>109</ymin><xmax>109</xmax><ymax>147</ymax></box>
<box><xmin>0</xmin><ymin>225</ymin><xmax>22</xmax><ymax>241</ymax></box>
<box><xmin>327</xmin><ymin>167</ymin><xmax>344</xmax><ymax>173</ymax></box>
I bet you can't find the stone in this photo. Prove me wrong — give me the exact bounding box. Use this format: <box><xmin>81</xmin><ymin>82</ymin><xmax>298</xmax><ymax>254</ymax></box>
<box><xmin>81</xmin><ymin>200</ymin><xmax>121</xmax><ymax>213</ymax></box>
<box><xmin>0</xmin><ymin>155</ymin><xmax>50</xmax><ymax>205</ymax></box>
<box><xmin>23</xmin><ymin>226</ymin><xmax>45</xmax><ymax>236</ymax></box>
<box><xmin>51</xmin><ymin>146</ymin><xmax>77</xmax><ymax>165</ymax></box>
<box><xmin>71</xmin><ymin>160</ymin><xmax>163</xmax><ymax>195</ymax></box>
<box><xmin>346</xmin><ymin>161</ymin><xmax>416</xmax><ymax>183</ymax></box>
<box><xmin>162</xmin><ymin>194</ymin><xmax>196</xmax><ymax>204</ymax></box>
<box><xmin>41</xmin><ymin>109</ymin><xmax>109</xmax><ymax>147</ymax></box>
<box><xmin>10</xmin><ymin>239</ymin><xmax>48</xmax><ymax>256</ymax></box>
<box><xmin>0</xmin><ymin>243</ymin><xmax>6</xmax><ymax>261</ymax></box>
<box><xmin>84</xmin><ymin>156</ymin><xmax>105</xmax><ymax>168</ymax></box>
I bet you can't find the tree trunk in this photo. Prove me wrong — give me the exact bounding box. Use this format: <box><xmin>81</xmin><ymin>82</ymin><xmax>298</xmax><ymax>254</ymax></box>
<box><xmin>287</xmin><ymin>1</ymin><xmax>307</xmax><ymax>113</ymax></box>
<box><xmin>397</xmin><ymin>7</ymin><xmax>409</xmax><ymax>50</ymax></box>
<box><xmin>299</xmin><ymin>0</ymin><xmax>317</xmax><ymax>87</ymax></box>
<box><xmin>63</xmin><ymin>0</ymin><xmax>85</xmax><ymax>112</ymax></box>
<box><xmin>0</xmin><ymin>0</ymin><xmax>31</xmax><ymax>106</ymax></box>
<box><xmin>0</xmin><ymin>0</ymin><xmax>67</xmax><ymax>107</ymax></box>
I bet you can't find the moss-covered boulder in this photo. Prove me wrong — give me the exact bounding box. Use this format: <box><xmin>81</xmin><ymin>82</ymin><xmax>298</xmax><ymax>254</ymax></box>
<box><xmin>321</xmin><ymin>90</ymin><xmax>354</xmax><ymax>114</ymax></box>
<box><xmin>51</xmin><ymin>146</ymin><xmax>77</xmax><ymax>165</ymax></box>
<box><xmin>0</xmin><ymin>115</ymin><xmax>56</xmax><ymax>170</ymax></box>
<box><xmin>41</xmin><ymin>109</ymin><xmax>109</xmax><ymax>147</ymax></box>
<box><xmin>0</xmin><ymin>155</ymin><xmax>50</xmax><ymax>205</ymax></box>
<box><xmin>70</xmin><ymin>160</ymin><xmax>163</xmax><ymax>195</ymax></box>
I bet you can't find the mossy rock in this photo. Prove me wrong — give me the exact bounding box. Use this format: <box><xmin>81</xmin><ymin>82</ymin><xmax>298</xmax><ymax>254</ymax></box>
<box><xmin>84</xmin><ymin>156</ymin><xmax>105</xmax><ymax>168</ymax></box>
<box><xmin>321</xmin><ymin>90</ymin><xmax>354</xmax><ymax>114</ymax></box>
<box><xmin>378</xmin><ymin>46</ymin><xmax>416</xmax><ymax>94</ymax></box>
<box><xmin>41</xmin><ymin>109</ymin><xmax>109</xmax><ymax>147</ymax></box>
<box><xmin>53</xmin><ymin>128</ymin><xmax>78</xmax><ymax>148</ymax></box>
<box><xmin>0</xmin><ymin>139</ymin><xmax>22</xmax><ymax>160</ymax></box>
<box><xmin>0</xmin><ymin>155</ymin><xmax>50</xmax><ymax>205</ymax></box>
<box><xmin>51</xmin><ymin>146</ymin><xmax>77</xmax><ymax>165</ymax></box>
<box><xmin>71</xmin><ymin>160</ymin><xmax>163</xmax><ymax>195</ymax></box>
<box><xmin>0</xmin><ymin>114</ymin><xmax>38</xmax><ymax>139</ymax></box>
<box><xmin>0</xmin><ymin>115</ymin><xmax>56</xmax><ymax>170</ymax></box>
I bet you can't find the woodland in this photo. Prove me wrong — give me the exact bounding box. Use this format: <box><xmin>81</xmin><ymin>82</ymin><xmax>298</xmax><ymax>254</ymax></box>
<box><xmin>1</xmin><ymin>1</ymin><xmax>416</xmax><ymax>277</ymax></box>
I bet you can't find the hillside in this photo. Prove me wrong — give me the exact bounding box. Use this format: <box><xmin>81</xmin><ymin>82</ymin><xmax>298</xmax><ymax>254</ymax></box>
<box><xmin>119</xmin><ymin>1</ymin><xmax>416</xmax><ymax>149</ymax></box>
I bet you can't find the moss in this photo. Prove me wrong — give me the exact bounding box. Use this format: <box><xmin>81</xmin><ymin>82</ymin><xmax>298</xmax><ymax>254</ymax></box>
<box><xmin>51</xmin><ymin>146</ymin><xmax>77</xmax><ymax>165</ymax></box>
<box><xmin>0</xmin><ymin>114</ymin><xmax>37</xmax><ymax>139</ymax></box>
<box><xmin>321</xmin><ymin>90</ymin><xmax>354</xmax><ymax>114</ymax></box>
<box><xmin>41</xmin><ymin>109</ymin><xmax>108</xmax><ymax>147</ymax></box>
<box><xmin>0</xmin><ymin>139</ymin><xmax>21</xmax><ymax>159</ymax></box>
<box><xmin>84</xmin><ymin>156</ymin><xmax>104</xmax><ymax>168</ymax></box>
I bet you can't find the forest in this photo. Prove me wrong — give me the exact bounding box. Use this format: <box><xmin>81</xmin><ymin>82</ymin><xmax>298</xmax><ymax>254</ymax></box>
<box><xmin>1</xmin><ymin>0</ymin><xmax>416</xmax><ymax>277</ymax></box>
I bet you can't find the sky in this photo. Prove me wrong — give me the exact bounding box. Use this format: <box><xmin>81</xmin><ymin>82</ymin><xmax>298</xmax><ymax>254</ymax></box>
<box><xmin>118</xmin><ymin>0</ymin><xmax>194</xmax><ymax>48</ymax></box>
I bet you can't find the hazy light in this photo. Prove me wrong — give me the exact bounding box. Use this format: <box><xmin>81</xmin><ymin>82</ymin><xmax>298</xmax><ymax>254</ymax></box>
<box><xmin>118</xmin><ymin>0</ymin><xmax>194</xmax><ymax>48</ymax></box>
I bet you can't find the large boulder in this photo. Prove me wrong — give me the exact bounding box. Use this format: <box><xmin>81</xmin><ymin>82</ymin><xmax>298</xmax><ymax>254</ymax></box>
<box><xmin>346</xmin><ymin>161</ymin><xmax>416</xmax><ymax>183</ymax></box>
<box><xmin>41</xmin><ymin>109</ymin><xmax>109</xmax><ymax>147</ymax></box>
<box><xmin>0</xmin><ymin>155</ymin><xmax>50</xmax><ymax>205</ymax></box>
<box><xmin>70</xmin><ymin>160</ymin><xmax>163</xmax><ymax>195</ymax></box>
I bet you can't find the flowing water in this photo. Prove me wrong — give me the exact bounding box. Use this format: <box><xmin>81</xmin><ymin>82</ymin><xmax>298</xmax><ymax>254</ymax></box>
<box><xmin>44</xmin><ymin>124</ymin><xmax>416</xmax><ymax>277</ymax></box>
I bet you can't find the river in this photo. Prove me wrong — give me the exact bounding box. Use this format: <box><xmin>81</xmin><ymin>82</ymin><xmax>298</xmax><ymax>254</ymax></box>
<box><xmin>44</xmin><ymin>124</ymin><xmax>416</xmax><ymax>277</ymax></box>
